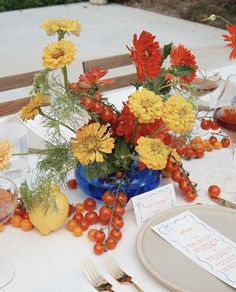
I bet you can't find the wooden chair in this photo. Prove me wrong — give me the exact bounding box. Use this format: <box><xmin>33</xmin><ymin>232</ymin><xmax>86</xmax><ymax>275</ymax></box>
<box><xmin>82</xmin><ymin>53</ymin><xmax>137</xmax><ymax>91</ymax></box>
<box><xmin>0</xmin><ymin>71</ymin><xmax>38</xmax><ymax>117</ymax></box>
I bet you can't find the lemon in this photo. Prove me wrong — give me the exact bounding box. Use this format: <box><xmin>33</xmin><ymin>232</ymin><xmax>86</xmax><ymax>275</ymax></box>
<box><xmin>29</xmin><ymin>184</ymin><xmax>69</xmax><ymax>235</ymax></box>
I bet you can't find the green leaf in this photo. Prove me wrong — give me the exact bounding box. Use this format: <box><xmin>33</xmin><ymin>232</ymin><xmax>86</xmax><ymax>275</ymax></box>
<box><xmin>173</xmin><ymin>65</ymin><xmax>194</xmax><ymax>77</ymax></box>
<box><xmin>162</xmin><ymin>43</ymin><xmax>173</xmax><ymax>60</ymax></box>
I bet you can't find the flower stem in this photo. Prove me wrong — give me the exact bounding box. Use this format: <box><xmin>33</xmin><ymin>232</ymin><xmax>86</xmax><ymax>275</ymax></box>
<box><xmin>39</xmin><ymin>109</ymin><xmax>76</xmax><ymax>133</ymax></box>
<box><xmin>62</xmin><ymin>66</ymin><xmax>68</xmax><ymax>88</ymax></box>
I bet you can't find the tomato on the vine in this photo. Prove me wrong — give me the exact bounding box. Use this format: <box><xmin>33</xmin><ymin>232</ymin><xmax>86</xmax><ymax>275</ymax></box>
<box><xmin>195</xmin><ymin>148</ymin><xmax>204</xmax><ymax>158</ymax></box>
<box><xmin>79</xmin><ymin>219</ymin><xmax>89</xmax><ymax>231</ymax></box>
<box><xmin>110</xmin><ymin>228</ymin><xmax>122</xmax><ymax>241</ymax></box>
<box><xmin>171</xmin><ymin>169</ymin><xmax>185</xmax><ymax>183</ymax></box>
<box><xmin>112</xmin><ymin>216</ymin><xmax>124</xmax><ymax>229</ymax></box>
<box><xmin>102</xmin><ymin>191</ymin><xmax>115</xmax><ymax>204</ymax></box>
<box><xmin>67</xmin><ymin>179</ymin><xmax>77</xmax><ymax>189</ymax></box>
<box><xmin>99</xmin><ymin>206</ymin><xmax>112</xmax><ymax>220</ymax></box>
<box><xmin>208</xmin><ymin>185</ymin><xmax>221</xmax><ymax>198</ymax></box>
<box><xmin>209</xmin><ymin>136</ymin><xmax>217</xmax><ymax>145</ymax></box>
<box><xmin>84</xmin><ymin>198</ymin><xmax>96</xmax><ymax>211</ymax></box>
<box><xmin>185</xmin><ymin>190</ymin><xmax>197</xmax><ymax>202</ymax></box>
<box><xmin>165</xmin><ymin>160</ymin><xmax>179</xmax><ymax>173</ymax></box>
<box><xmin>200</xmin><ymin>119</ymin><xmax>211</xmax><ymax>130</ymax></box>
<box><xmin>210</xmin><ymin>120</ymin><xmax>219</xmax><ymax>130</ymax></box>
<box><xmin>221</xmin><ymin>137</ymin><xmax>230</xmax><ymax>148</ymax></box>
<box><xmin>117</xmin><ymin>192</ymin><xmax>128</xmax><ymax>205</ymax></box>
<box><xmin>114</xmin><ymin>204</ymin><xmax>125</xmax><ymax>216</ymax></box>
<box><xmin>73</xmin><ymin>213</ymin><xmax>84</xmax><ymax>225</ymax></box>
<box><xmin>87</xmin><ymin>229</ymin><xmax>97</xmax><ymax>241</ymax></box>
<box><xmin>94</xmin><ymin>230</ymin><xmax>106</xmax><ymax>243</ymax></box>
<box><xmin>105</xmin><ymin>237</ymin><xmax>117</xmax><ymax>250</ymax></box>
<box><xmin>179</xmin><ymin>180</ymin><xmax>191</xmax><ymax>193</ymax></box>
<box><xmin>184</xmin><ymin>148</ymin><xmax>195</xmax><ymax>159</ymax></box>
<box><xmin>85</xmin><ymin>211</ymin><xmax>99</xmax><ymax>225</ymax></box>
<box><xmin>176</xmin><ymin>145</ymin><xmax>185</xmax><ymax>156</ymax></box>
<box><xmin>93</xmin><ymin>242</ymin><xmax>105</xmax><ymax>255</ymax></box>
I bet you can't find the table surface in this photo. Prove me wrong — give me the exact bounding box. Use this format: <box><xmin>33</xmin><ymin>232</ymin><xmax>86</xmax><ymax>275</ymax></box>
<box><xmin>1</xmin><ymin>65</ymin><xmax>236</xmax><ymax>292</ymax></box>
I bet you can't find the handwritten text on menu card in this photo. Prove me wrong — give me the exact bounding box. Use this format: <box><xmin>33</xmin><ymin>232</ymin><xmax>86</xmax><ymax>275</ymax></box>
<box><xmin>152</xmin><ymin>211</ymin><xmax>236</xmax><ymax>289</ymax></box>
<box><xmin>130</xmin><ymin>183</ymin><xmax>176</xmax><ymax>227</ymax></box>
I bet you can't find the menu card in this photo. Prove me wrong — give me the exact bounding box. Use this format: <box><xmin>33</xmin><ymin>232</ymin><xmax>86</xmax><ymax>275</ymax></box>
<box><xmin>152</xmin><ymin>211</ymin><xmax>236</xmax><ymax>289</ymax></box>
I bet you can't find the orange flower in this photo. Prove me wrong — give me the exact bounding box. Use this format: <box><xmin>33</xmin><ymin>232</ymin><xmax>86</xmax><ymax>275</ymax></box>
<box><xmin>170</xmin><ymin>44</ymin><xmax>197</xmax><ymax>83</ymax></box>
<box><xmin>127</xmin><ymin>31</ymin><xmax>162</xmax><ymax>82</ymax></box>
<box><xmin>223</xmin><ymin>24</ymin><xmax>236</xmax><ymax>59</ymax></box>
<box><xmin>69</xmin><ymin>67</ymin><xmax>113</xmax><ymax>93</ymax></box>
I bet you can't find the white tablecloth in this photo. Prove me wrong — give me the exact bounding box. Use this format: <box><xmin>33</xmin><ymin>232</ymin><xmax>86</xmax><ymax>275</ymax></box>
<box><xmin>1</xmin><ymin>64</ymin><xmax>236</xmax><ymax>292</ymax></box>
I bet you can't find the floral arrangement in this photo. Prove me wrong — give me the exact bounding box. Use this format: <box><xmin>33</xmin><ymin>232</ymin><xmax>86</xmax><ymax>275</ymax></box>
<box><xmin>0</xmin><ymin>17</ymin><xmax>233</xmax><ymax>253</ymax></box>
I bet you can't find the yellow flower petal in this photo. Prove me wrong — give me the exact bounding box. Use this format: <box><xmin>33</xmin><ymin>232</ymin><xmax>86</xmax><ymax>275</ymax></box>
<box><xmin>41</xmin><ymin>18</ymin><xmax>81</xmax><ymax>37</ymax></box>
<box><xmin>0</xmin><ymin>140</ymin><xmax>13</xmax><ymax>170</ymax></box>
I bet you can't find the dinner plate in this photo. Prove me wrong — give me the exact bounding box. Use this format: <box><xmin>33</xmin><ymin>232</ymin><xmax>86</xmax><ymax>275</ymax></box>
<box><xmin>136</xmin><ymin>205</ymin><xmax>236</xmax><ymax>292</ymax></box>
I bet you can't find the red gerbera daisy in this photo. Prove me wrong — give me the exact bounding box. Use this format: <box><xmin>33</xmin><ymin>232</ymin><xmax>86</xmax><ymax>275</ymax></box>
<box><xmin>127</xmin><ymin>31</ymin><xmax>162</xmax><ymax>82</ymax></box>
<box><xmin>69</xmin><ymin>67</ymin><xmax>113</xmax><ymax>93</ymax></box>
<box><xmin>170</xmin><ymin>44</ymin><xmax>198</xmax><ymax>83</ymax></box>
<box><xmin>223</xmin><ymin>24</ymin><xmax>236</xmax><ymax>60</ymax></box>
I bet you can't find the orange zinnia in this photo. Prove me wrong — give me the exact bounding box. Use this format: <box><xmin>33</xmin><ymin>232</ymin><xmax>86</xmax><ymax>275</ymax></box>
<box><xmin>127</xmin><ymin>31</ymin><xmax>162</xmax><ymax>82</ymax></box>
<box><xmin>223</xmin><ymin>24</ymin><xmax>236</xmax><ymax>60</ymax></box>
<box><xmin>69</xmin><ymin>67</ymin><xmax>113</xmax><ymax>93</ymax></box>
<box><xmin>170</xmin><ymin>44</ymin><xmax>197</xmax><ymax>83</ymax></box>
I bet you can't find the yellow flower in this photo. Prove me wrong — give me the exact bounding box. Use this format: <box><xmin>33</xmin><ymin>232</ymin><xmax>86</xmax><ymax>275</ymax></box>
<box><xmin>19</xmin><ymin>92</ymin><xmax>50</xmax><ymax>121</ymax></box>
<box><xmin>0</xmin><ymin>140</ymin><xmax>13</xmax><ymax>170</ymax></box>
<box><xmin>128</xmin><ymin>88</ymin><xmax>163</xmax><ymax>123</ymax></box>
<box><xmin>42</xmin><ymin>39</ymin><xmax>76</xmax><ymax>69</ymax></box>
<box><xmin>135</xmin><ymin>137</ymin><xmax>171</xmax><ymax>170</ymax></box>
<box><xmin>41</xmin><ymin>18</ymin><xmax>81</xmax><ymax>37</ymax></box>
<box><xmin>71</xmin><ymin>123</ymin><xmax>115</xmax><ymax>165</ymax></box>
<box><xmin>162</xmin><ymin>95</ymin><xmax>195</xmax><ymax>133</ymax></box>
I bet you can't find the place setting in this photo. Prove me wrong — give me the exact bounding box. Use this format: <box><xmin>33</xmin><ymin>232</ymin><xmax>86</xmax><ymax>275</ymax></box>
<box><xmin>0</xmin><ymin>11</ymin><xmax>236</xmax><ymax>292</ymax></box>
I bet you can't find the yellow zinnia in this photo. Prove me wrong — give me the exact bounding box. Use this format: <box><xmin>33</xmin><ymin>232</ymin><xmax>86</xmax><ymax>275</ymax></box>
<box><xmin>162</xmin><ymin>95</ymin><xmax>195</xmax><ymax>133</ymax></box>
<box><xmin>135</xmin><ymin>137</ymin><xmax>171</xmax><ymax>170</ymax></box>
<box><xmin>42</xmin><ymin>39</ymin><xmax>76</xmax><ymax>69</ymax></box>
<box><xmin>0</xmin><ymin>140</ymin><xmax>13</xmax><ymax>170</ymax></box>
<box><xmin>71</xmin><ymin>123</ymin><xmax>115</xmax><ymax>165</ymax></box>
<box><xmin>41</xmin><ymin>18</ymin><xmax>81</xmax><ymax>37</ymax></box>
<box><xmin>128</xmin><ymin>88</ymin><xmax>163</xmax><ymax>123</ymax></box>
<box><xmin>19</xmin><ymin>92</ymin><xmax>50</xmax><ymax>121</ymax></box>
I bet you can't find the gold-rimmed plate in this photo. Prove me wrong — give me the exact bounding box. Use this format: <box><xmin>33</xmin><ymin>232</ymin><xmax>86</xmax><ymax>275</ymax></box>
<box><xmin>136</xmin><ymin>205</ymin><xmax>236</xmax><ymax>292</ymax></box>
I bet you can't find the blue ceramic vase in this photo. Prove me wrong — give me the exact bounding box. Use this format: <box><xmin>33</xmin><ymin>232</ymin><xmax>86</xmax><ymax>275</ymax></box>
<box><xmin>75</xmin><ymin>163</ymin><xmax>162</xmax><ymax>200</ymax></box>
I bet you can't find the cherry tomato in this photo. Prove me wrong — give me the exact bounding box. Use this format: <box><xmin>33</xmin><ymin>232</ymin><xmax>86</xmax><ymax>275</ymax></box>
<box><xmin>114</xmin><ymin>204</ymin><xmax>125</xmax><ymax>216</ymax></box>
<box><xmin>171</xmin><ymin>169</ymin><xmax>185</xmax><ymax>183</ymax></box>
<box><xmin>195</xmin><ymin>148</ymin><xmax>204</xmax><ymax>158</ymax></box>
<box><xmin>214</xmin><ymin>141</ymin><xmax>222</xmax><ymax>150</ymax></box>
<box><xmin>66</xmin><ymin>219</ymin><xmax>77</xmax><ymax>232</ymax></box>
<box><xmin>210</xmin><ymin>120</ymin><xmax>219</xmax><ymax>130</ymax></box>
<box><xmin>165</xmin><ymin>160</ymin><xmax>179</xmax><ymax>173</ymax></box>
<box><xmin>209</xmin><ymin>136</ymin><xmax>217</xmax><ymax>145</ymax></box>
<box><xmin>81</xmin><ymin>97</ymin><xmax>94</xmax><ymax>110</ymax></box>
<box><xmin>105</xmin><ymin>237</ymin><xmax>117</xmax><ymax>250</ymax></box>
<box><xmin>93</xmin><ymin>242</ymin><xmax>105</xmax><ymax>255</ymax></box>
<box><xmin>185</xmin><ymin>190</ymin><xmax>197</xmax><ymax>202</ymax></box>
<box><xmin>179</xmin><ymin>180</ymin><xmax>191</xmax><ymax>193</ymax></box>
<box><xmin>91</xmin><ymin>102</ymin><xmax>103</xmax><ymax>113</ymax></box>
<box><xmin>73</xmin><ymin>226</ymin><xmax>83</xmax><ymax>237</ymax></box>
<box><xmin>20</xmin><ymin>219</ymin><xmax>33</xmax><ymax>231</ymax></box>
<box><xmin>110</xmin><ymin>228</ymin><xmax>122</xmax><ymax>241</ymax></box>
<box><xmin>87</xmin><ymin>229</ymin><xmax>97</xmax><ymax>241</ymax></box>
<box><xmin>112</xmin><ymin>216</ymin><xmax>124</xmax><ymax>229</ymax></box>
<box><xmin>22</xmin><ymin>212</ymin><xmax>30</xmax><ymax>220</ymax></box>
<box><xmin>73</xmin><ymin>213</ymin><xmax>84</xmax><ymax>225</ymax></box>
<box><xmin>79</xmin><ymin>219</ymin><xmax>90</xmax><ymax>231</ymax></box>
<box><xmin>115</xmin><ymin>171</ymin><xmax>123</xmax><ymax>178</ymax></box>
<box><xmin>99</xmin><ymin>206</ymin><xmax>112</xmax><ymax>220</ymax></box>
<box><xmin>191</xmin><ymin>136</ymin><xmax>202</xmax><ymax>144</ymax></box>
<box><xmin>75</xmin><ymin>203</ymin><xmax>85</xmax><ymax>214</ymax></box>
<box><xmin>67</xmin><ymin>179</ymin><xmax>77</xmax><ymax>189</ymax></box>
<box><xmin>11</xmin><ymin>215</ymin><xmax>22</xmax><ymax>228</ymax></box>
<box><xmin>184</xmin><ymin>148</ymin><xmax>195</xmax><ymax>159</ymax></box>
<box><xmin>221</xmin><ymin>137</ymin><xmax>230</xmax><ymax>148</ymax></box>
<box><xmin>208</xmin><ymin>185</ymin><xmax>221</xmax><ymax>198</ymax></box>
<box><xmin>84</xmin><ymin>198</ymin><xmax>96</xmax><ymax>211</ymax></box>
<box><xmin>101</xmin><ymin>109</ymin><xmax>113</xmax><ymax>123</ymax></box>
<box><xmin>176</xmin><ymin>145</ymin><xmax>185</xmax><ymax>156</ymax></box>
<box><xmin>85</xmin><ymin>211</ymin><xmax>99</xmax><ymax>225</ymax></box>
<box><xmin>94</xmin><ymin>230</ymin><xmax>106</xmax><ymax>243</ymax></box>
<box><xmin>102</xmin><ymin>191</ymin><xmax>115</xmax><ymax>204</ymax></box>
<box><xmin>200</xmin><ymin>119</ymin><xmax>211</xmax><ymax>130</ymax></box>
<box><xmin>99</xmin><ymin>216</ymin><xmax>110</xmax><ymax>226</ymax></box>
<box><xmin>117</xmin><ymin>192</ymin><xmax>128</xmax><ymax>205</ymax></box>
<box><xmin>14</xmin><ymin>206</ymin><xmax>26</xmax><ymax>217</ymax></box>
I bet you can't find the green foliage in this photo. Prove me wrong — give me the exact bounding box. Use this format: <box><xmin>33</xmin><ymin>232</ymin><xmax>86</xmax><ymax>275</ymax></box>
<box><xmin>161</xmin><ymin>42</ymin><xmax>173</xmax><ymax>61</ymax></box>
<box><xmin>0</xmin><ymin>0</ymin><xmax>85</xmax><ymax>12</ymax></box>
<box><xmin>173</xmin><ymin>65</ymin><xmax>194</xmax><ymax>77</ymax></box>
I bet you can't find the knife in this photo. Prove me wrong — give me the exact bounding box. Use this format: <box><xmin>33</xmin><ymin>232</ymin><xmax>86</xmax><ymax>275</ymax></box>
<box><xmin>211</xmin><ymin>197</ymin><xmax>236</xmax><ymax>209</ymax></box>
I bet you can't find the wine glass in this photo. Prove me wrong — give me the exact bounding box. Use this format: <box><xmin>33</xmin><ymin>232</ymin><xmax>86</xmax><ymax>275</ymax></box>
<box><xmin>0</xmin><ymin>176</ymin><xmax>18</xmax><ymax>288</ymax></box>
<box><xmin>210</xmin><ymin>74</ymin><xmax>236</xmax><ymax>192</ymax></box>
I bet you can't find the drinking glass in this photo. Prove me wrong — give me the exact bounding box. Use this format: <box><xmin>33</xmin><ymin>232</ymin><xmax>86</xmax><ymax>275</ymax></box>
<box><xmin>210</xmin><ymin>74</ymin><xmax>236</xmax><ymax>192</ymax></box>
<box><xmin>0</xmin><ymin>176</ymin><xmax>18</xmax><ymax>288</ymax></box>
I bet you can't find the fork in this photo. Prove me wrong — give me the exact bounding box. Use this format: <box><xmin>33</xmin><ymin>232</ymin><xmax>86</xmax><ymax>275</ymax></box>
<box><xmin>81</xmin><ymin>258</ymin><xmax>115</xmax><ymax>291</ymax></box>
<box><xmin>104</xmin><ymin>255</ymin><xmax>144</xmax><ymax>292</ymax></box>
